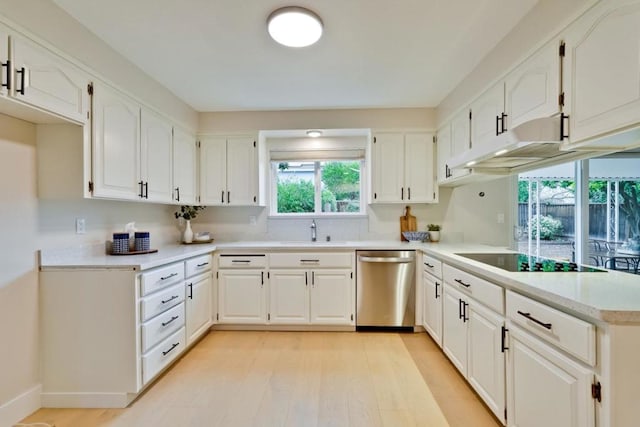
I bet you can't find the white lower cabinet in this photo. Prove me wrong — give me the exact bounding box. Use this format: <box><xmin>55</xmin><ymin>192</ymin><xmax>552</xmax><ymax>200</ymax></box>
<box><xmin>217</xmin><ymin>269</ymin><xmax>267</xmax><ymax>324</ymax></box>
<box><xmin>506</xmin><ymin>324</ymin><xmax>594</xmax><ymax>427</ymax></box>
<box><xmin>505</xmin><ymin>290</ymin><xmax>596</xmax><ymax>427</ymax></box>
<box><xmin>442</xmin><ymin>270</ymin><xmax>506</xmax><ymax>424</ymax></box>
<box><xmin>269</xmin><ymin>269</ymin><xmax>309</xmax><ymax>324</ymax></box>
<box><xmin>309</xmin><ymin>269</ymin><xmax>354</xmax><ymax>325</ymax></box>
<box><xmin>185</xmin><ymin>272</ymin><xmax>212</xmax><ymax>344</ymax></box>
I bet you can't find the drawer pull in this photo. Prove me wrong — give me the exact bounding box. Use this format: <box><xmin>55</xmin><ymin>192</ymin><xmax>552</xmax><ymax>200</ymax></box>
<box><xmin>300</xmin><ymin>259</ymin><xmax>320</xmax><ymax>263</ymax></box>
<box><xmin>231</xmin><ymin>260</ymin><xmax>251</xmax><ymax>263</ymax></box>
<box><xmin>424</xmin><ymin>262</ymin><xmax>434</xmax><ymax>268</ymax></box>
<box><xmin>517</xmin><ymin>310</ymin><xmax>552</xmax><ymax>330</ymax></box>
<box><xmin>160</xmin><ymin>272</ymin><xmax>179</xmax><ymax>281</ymax></box>
<box><xmin>501</xmin><ymin>326</ymin><xmax>509</xmax><ymax>352</ymax></box>
<box><xmin>162</xmin><ymin>342</ymin><xmax>179</xmax><ymax>356</ymax></box>
<box><xmin>196</xmin><ymin>262</ymin><xmax>209</xmax><ymax>267</ymax></box>
<box><xmin>161</xmin><ymin>295</ymin><xmax>179</xmax><ymax>304</ymax></box>
<box><xmin>162</xmin><ymin>315</ymin><xmax>179</xmax><ymax>327</ymax></box>
<box><xmin>454</xmin><ymin>278</ymin><xmax>471</xmax><ymax>288</ymax></box>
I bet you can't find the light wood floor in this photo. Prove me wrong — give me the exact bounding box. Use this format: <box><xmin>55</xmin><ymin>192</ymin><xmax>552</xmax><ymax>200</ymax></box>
<box><xmin>21</xmin><ymin>331</ymin><xmax>500</xmax><ymax>427</ymax></box>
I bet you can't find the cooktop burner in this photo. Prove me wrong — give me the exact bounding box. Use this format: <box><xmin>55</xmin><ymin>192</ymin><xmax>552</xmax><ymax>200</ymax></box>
<box><xmin>455</xmin><ymin>253</ymin><xmax>606</xmax><ymax>273</ymax></box>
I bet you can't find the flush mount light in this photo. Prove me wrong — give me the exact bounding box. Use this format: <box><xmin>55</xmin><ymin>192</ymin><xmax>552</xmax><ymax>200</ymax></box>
<box><xmin>267</xmin><ymin>7</ymin><xmax>323</xmax><ymax>47</ymax></box>
<box><xmin>306</xmin><ymin>129</ymin><xmax>323</xmax><ymax>138</ymax></box>
<box><xmin>466</xmin><ymin>161</ymin><xmax>477</xmax><ymax>167</ymax></box>
<box><xmin>495</xmin><ymin>149</ymin><xmax>509</xmax><ymax>156</ymax></box>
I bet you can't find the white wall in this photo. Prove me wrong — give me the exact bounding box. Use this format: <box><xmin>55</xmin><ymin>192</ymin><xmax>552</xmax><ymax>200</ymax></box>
<box><xmin>0</xmin><ymin>115</ymin><xmax>39</xmax><ymax>424</ymax></box>
<box><xmin>200</xmin><ymin>108</ymin><xmax>436</xmax><ymax>133</ymax></box>
<box><xmin>0</xmin><ymin>0</ymin><xmax>198</xmax><ymax>130</ymax></box>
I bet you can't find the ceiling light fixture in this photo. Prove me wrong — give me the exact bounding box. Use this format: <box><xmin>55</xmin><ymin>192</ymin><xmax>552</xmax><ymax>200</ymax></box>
<box><xmin>267</xmin><ymin>7</ymin><xmax>323</xmax><ymax>47</ymax></box>
<box><xmin>306</xmin><ymin>129</ymin><xmax>323</xmax><ymax>138</ymax></box>
<box><xmin>495</xmin><ymin>149</ymin><xmax>509</xmax><ymax>156</ymax></box>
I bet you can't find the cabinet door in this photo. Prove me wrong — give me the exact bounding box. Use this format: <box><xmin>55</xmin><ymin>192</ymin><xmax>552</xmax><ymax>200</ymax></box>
<box><xmin>218</xmin><ymin>270</ymin><xmax>266</xmax><ymax>324</ymax></box>
<box><xmin>92</xmin><ymin>83</ymin><xmax>141</xmax><ymax>200</ymax></box>
<box><xmin>422</xmin><ymin>272</ymin><xmax>442</xmax><ymax>347</ymax></box>
<box><xmin>442</xmin><ymin>284</ymin><xmax>468</xmax><ymax>376</ymax></box>
<box><xmin>450</xmin><ymin>109</ymin><xmax>472</xmax><ymax>179</ymax></box>
<box><xmin>226</xmin><ymin>136</ymin><xmax>257</xmax><ymax>205</ymax></box>
<box><xmin>404</xmin><ymin>132</ymin><xmax>435</xmax><ymax>202</ymax></box>
<box><xmin>371</xmin><ymin>133</ymin><xmax>404</xmax><ymax>202</ymax></box>
<box><xmin>269</xmin><ymin>269</ymin><xmax>309</xmax><ymax>324</ymax></box>
<box><xmin>470</xmin><ymin>82</ymin><xmax>505</xmax><ymax>150</ymax></box>
<box><xmin>564</xmin><ymin>0</ymin><xmax>640</xmax><ymax>145</ymax></box>
<box><xmin>1</xmin><ymin>26</ymin><xmax>8</xmax><ymax>97</ymax></box>
<box><xmin>199</xmin><ymin>136</ymin><xmax>227</xmax><ymax>205</ymax></box>
<box><xmin>186</xmin><ymin>274</ymin><xmax>212</xmax><ymax>344</ymax></box>
<box><xmin>468</xmin><ymin>302</ymin><xmax>505</xmax><ymax>424</ymax></box>
<box><xmin>11</xmin><ymin>34</ymin><xmax>90</xmax><ymax>123</ymax></box>
<box><xmin>172</xmin><ymin>127</ymin><xmax>197</xmax><ymax>204</ymax></box>
<box><xmin>507</xmin><ymin>325</ymin><xmax>594</xmax><ymax>427</ymax></box>
<box><xmin>310</xmin><ymin>269</ymin><xmax>354</xmax><ymax>325</ymax></box>
<box><xmin>505</xmin><ymin>39</ymin><xmax>561</xmax><ymax>129</ymax></box>
<box><xmin>140</xmin><ymin>108</ymin><xmax>173</xmax><ymax>203</ymax></box>
<box><xmin>436</xmin><ymin>124</ymin><xmax>451</xmax><ymax>183</ymax></box>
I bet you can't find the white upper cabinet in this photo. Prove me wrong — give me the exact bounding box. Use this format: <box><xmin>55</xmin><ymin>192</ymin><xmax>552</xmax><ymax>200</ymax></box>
<box><xmin>172</xmin><ymin>127</ymin><xmax>197</xmax><ymax>205</ymax></box>
<box><xmin>200</xmin><ymin>136</ymin><xmax>258</xmax><ymax>206</ymax></box>
<box><xmin>371</xmin><ymin>131</ymin><xmax>436</xmax><ymax>203</ymax></box>
<box><xmin>436</xmin><ymin>123</ymin><xmax>452</xmax><ymax>183</ymax></box>
<box><xmin>469</xmin><ymin>39</ymin><xmax>562</xmax><ymax>152</ymax></box>
<box><xmin>563</xmin><ymin>0</ymin><xmax>640</xmax><ymax>149</ymax></box>
<box><xmin>505</xmin><ymin>38</ymin><xmax>562</xmax><ymax>129</ymax></box>
<box><xmin>470</xmin><ymin>82</ymin><xmax>505</xmax><ymax>151</ymax></box>
<box><xmin>0</xmin><ymin>25</ymin><xmax>8</xmax><ymax>97</ymax></box>
<box><xmin>140</xmin><ymin>108</ymin><xmax>173</xmax><ymax>203</ymax></box>
<box><xmin>226</xmin><ymin>136</ymin><xmax>257</xmax><ymax>206</ymax></box>
<box><xmin>10</xmin><ymin>33</ymin><xmax>90</xmax><ymax>124</ymax></box>
<box><xmin>92</xmin><ymin>82</ymin><xmax>141</xmax><ymax>200</ymax></box>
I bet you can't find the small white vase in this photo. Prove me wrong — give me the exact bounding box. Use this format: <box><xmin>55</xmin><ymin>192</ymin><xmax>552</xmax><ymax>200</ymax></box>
<box><xmin>183</xmin><ymin>220</ymin><xmax>193</xmax><ymax>243</ymax></box>
<box><xmin>429</xmin><ymin>231</ymin><xmax>440</xmax><ymax>242</ymax></box>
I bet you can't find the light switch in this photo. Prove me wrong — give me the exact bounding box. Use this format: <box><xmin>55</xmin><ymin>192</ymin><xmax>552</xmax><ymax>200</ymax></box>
<box><xmin>249</xmin><ymin>215</ymin><xmax>257</xmax><ymax>225</ymax></box>
<box><xmin>497</xmin><ymin>213</ymin><xmax>505</xmax><ymax>224</ymax></box>
<box><xmin>76</xmin><ymin>218</ymin><xmax>86</xmax><ymax>234</ymax></box>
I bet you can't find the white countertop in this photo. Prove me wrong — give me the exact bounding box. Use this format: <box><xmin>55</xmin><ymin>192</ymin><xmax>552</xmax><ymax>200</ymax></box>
<box><xmin>39</xmin><ymin>240</ymin><xmax>640</xmax><ymax>324</ymax></box>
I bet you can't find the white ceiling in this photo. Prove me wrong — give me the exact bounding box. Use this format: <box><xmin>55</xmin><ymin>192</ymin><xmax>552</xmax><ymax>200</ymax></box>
<box><xmin>52</xmin><ymin>0</ymin><xmax>538</xmax><ymax>112</ymax></box>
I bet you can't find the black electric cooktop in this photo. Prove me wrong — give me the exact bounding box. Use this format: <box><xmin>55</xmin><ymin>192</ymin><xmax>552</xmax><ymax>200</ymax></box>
<box><xmin>455</xmin><ymin>253</ymin><xmax>606</xmax><ymax>273</ymax></box>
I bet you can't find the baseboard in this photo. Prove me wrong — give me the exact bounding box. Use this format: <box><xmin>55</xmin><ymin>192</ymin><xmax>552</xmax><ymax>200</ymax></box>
<box><xmin>211</xmin><ymin>324</ymin><xmax>356</xmax><ymax>332</ymax></box>
<box><xmin>0</xmin><ymin>384</ymin><xmax>41</xmax><ymax>427</ymax></box>
<box><xmin>41</xmin><ymin>392</ymin><xmax>135</xmax><ymax>408</ymax></box>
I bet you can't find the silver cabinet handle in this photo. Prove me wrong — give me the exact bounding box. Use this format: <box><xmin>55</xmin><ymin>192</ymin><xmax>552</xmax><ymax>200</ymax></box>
<box><xmin>359</xmin><ymin>256</ymin><xmax>413</xmax><ymax>263</ymax></box>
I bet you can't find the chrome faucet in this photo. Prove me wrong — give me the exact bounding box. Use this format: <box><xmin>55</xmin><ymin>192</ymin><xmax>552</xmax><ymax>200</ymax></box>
<box><xmin>310</xmin><ymin>219</ymin><xmax>317</xmax><ymax>242</ymax></box>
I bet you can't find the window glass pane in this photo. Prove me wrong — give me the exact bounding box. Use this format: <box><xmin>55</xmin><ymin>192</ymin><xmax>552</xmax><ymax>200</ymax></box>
<box><xmin>518</xmin><ymin>164</ymin><xmax>576</xmax><ymax>261</ymax></box>
<box><xmin>588</xmin><ymin>155</ymin><xmax>640</xmax><ymax>274</ymax></box>
<box><xmin>320</xmin><ymin>161</ymin><xmax>361</xmax><ymax>213</ymax></box>
<box><xmin>275</xmin><ymin>161</ymin><xmax>315</xmax><ymax>213</ymax></box>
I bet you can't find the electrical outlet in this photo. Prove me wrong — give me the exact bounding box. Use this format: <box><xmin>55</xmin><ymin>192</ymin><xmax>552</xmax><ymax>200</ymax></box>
<box><xmin>249</xmin><ymin>215</ymin><xmax>257</xmax><ymax>225</ymax></box>
<box><xmin>76</xmin><ymin>218</ymin><xmax>86</xmax><ymax>234</ymax></box>
<box><xmin>497</xmin><ymin>213</ymin><xmax>505</xmax><ymax>224</ymax></box>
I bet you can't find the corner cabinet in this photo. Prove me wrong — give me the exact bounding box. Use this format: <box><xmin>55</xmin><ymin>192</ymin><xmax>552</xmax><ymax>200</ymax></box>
<box><xmin>371</xmin><ymin>131</ymin><xmax>436</xmax><ymax>203</ymax></box>
<box><xmin>200</xmin><ymin>136</ymin><xmax>258</xmax><ymax>206</ymax></box>
<box><xmin>563</xmin><ymin>0</ymin><xmax>640</xmax><ymax>150</ymax></box>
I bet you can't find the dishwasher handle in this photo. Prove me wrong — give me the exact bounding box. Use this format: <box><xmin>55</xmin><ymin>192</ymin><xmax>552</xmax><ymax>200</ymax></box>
<box><xmin>358</xmin><ymin>256</ymin><xmax>414</xmax><ymax>263</ymax></box>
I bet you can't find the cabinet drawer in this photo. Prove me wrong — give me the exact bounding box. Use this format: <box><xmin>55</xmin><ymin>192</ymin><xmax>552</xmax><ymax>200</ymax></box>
<box><xmin>142</xmin><ymin>326</ymin><xmax>185</xmax><ymax>384</ymax></box>
<box><xmin>443</xmin><ymin>264</ymin><xmax>503</xmax><ymax>314</ymax></box>
<box><xmin>218</xmin><ymin>254</ymin><xmax>267</xmax><ymax>268</ymax></box>
<box><xmin>185</xmin><ymin>254</ymin><xmax>212</xmax><ymax>277</ymax></box>
<box><xmin>141</xmin><ymin>303</ymin><xmax>185</xmax><ymax>352</ymax></box>
<box><xmin>140</xmin><ymin>283</ymin><xmax>185</xmax><ymax>322</ymax></box>
<box><xmin>140</xmin><ymin>262</ymin><xmax>184</xmax><ymax>296</ymax></box>
<box><xmin>506</xmin><ymin>290</ymin><xmax>596</xmax><ymax>366</ymax></box>
<box><xmin>269</xmin><ymin>252</ymin><xmax>352</xmax><ymax>268</ymax></box>
<box><xmin>422</xmin><ymin>254</ymin><xmax>442</xmax><ymax>279</ymax></box>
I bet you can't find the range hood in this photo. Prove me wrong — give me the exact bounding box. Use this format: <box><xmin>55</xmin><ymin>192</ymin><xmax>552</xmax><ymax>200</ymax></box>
<box><xmin>449</xmin><ymin>116</ymin><xmax>583</xmax><ymax>174</ymax></box>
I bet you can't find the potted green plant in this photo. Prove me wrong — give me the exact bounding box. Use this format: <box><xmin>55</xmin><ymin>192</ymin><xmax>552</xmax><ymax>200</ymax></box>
<box><xmin>427</xmin><ymin>224</ymin><xmax>441</xmax><ymax>242</ymax></box>
<box><xmin>174</xmin><ymin>206</ymin><xmax>206</xmax><ymax>243</ymax></box>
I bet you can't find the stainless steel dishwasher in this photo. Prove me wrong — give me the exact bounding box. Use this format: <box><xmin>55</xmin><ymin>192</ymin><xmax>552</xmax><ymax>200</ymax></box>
<box><xmin>356</xmin><ymin>250</ymin><xmax>416</xmax><ymax>329</ymax></box>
